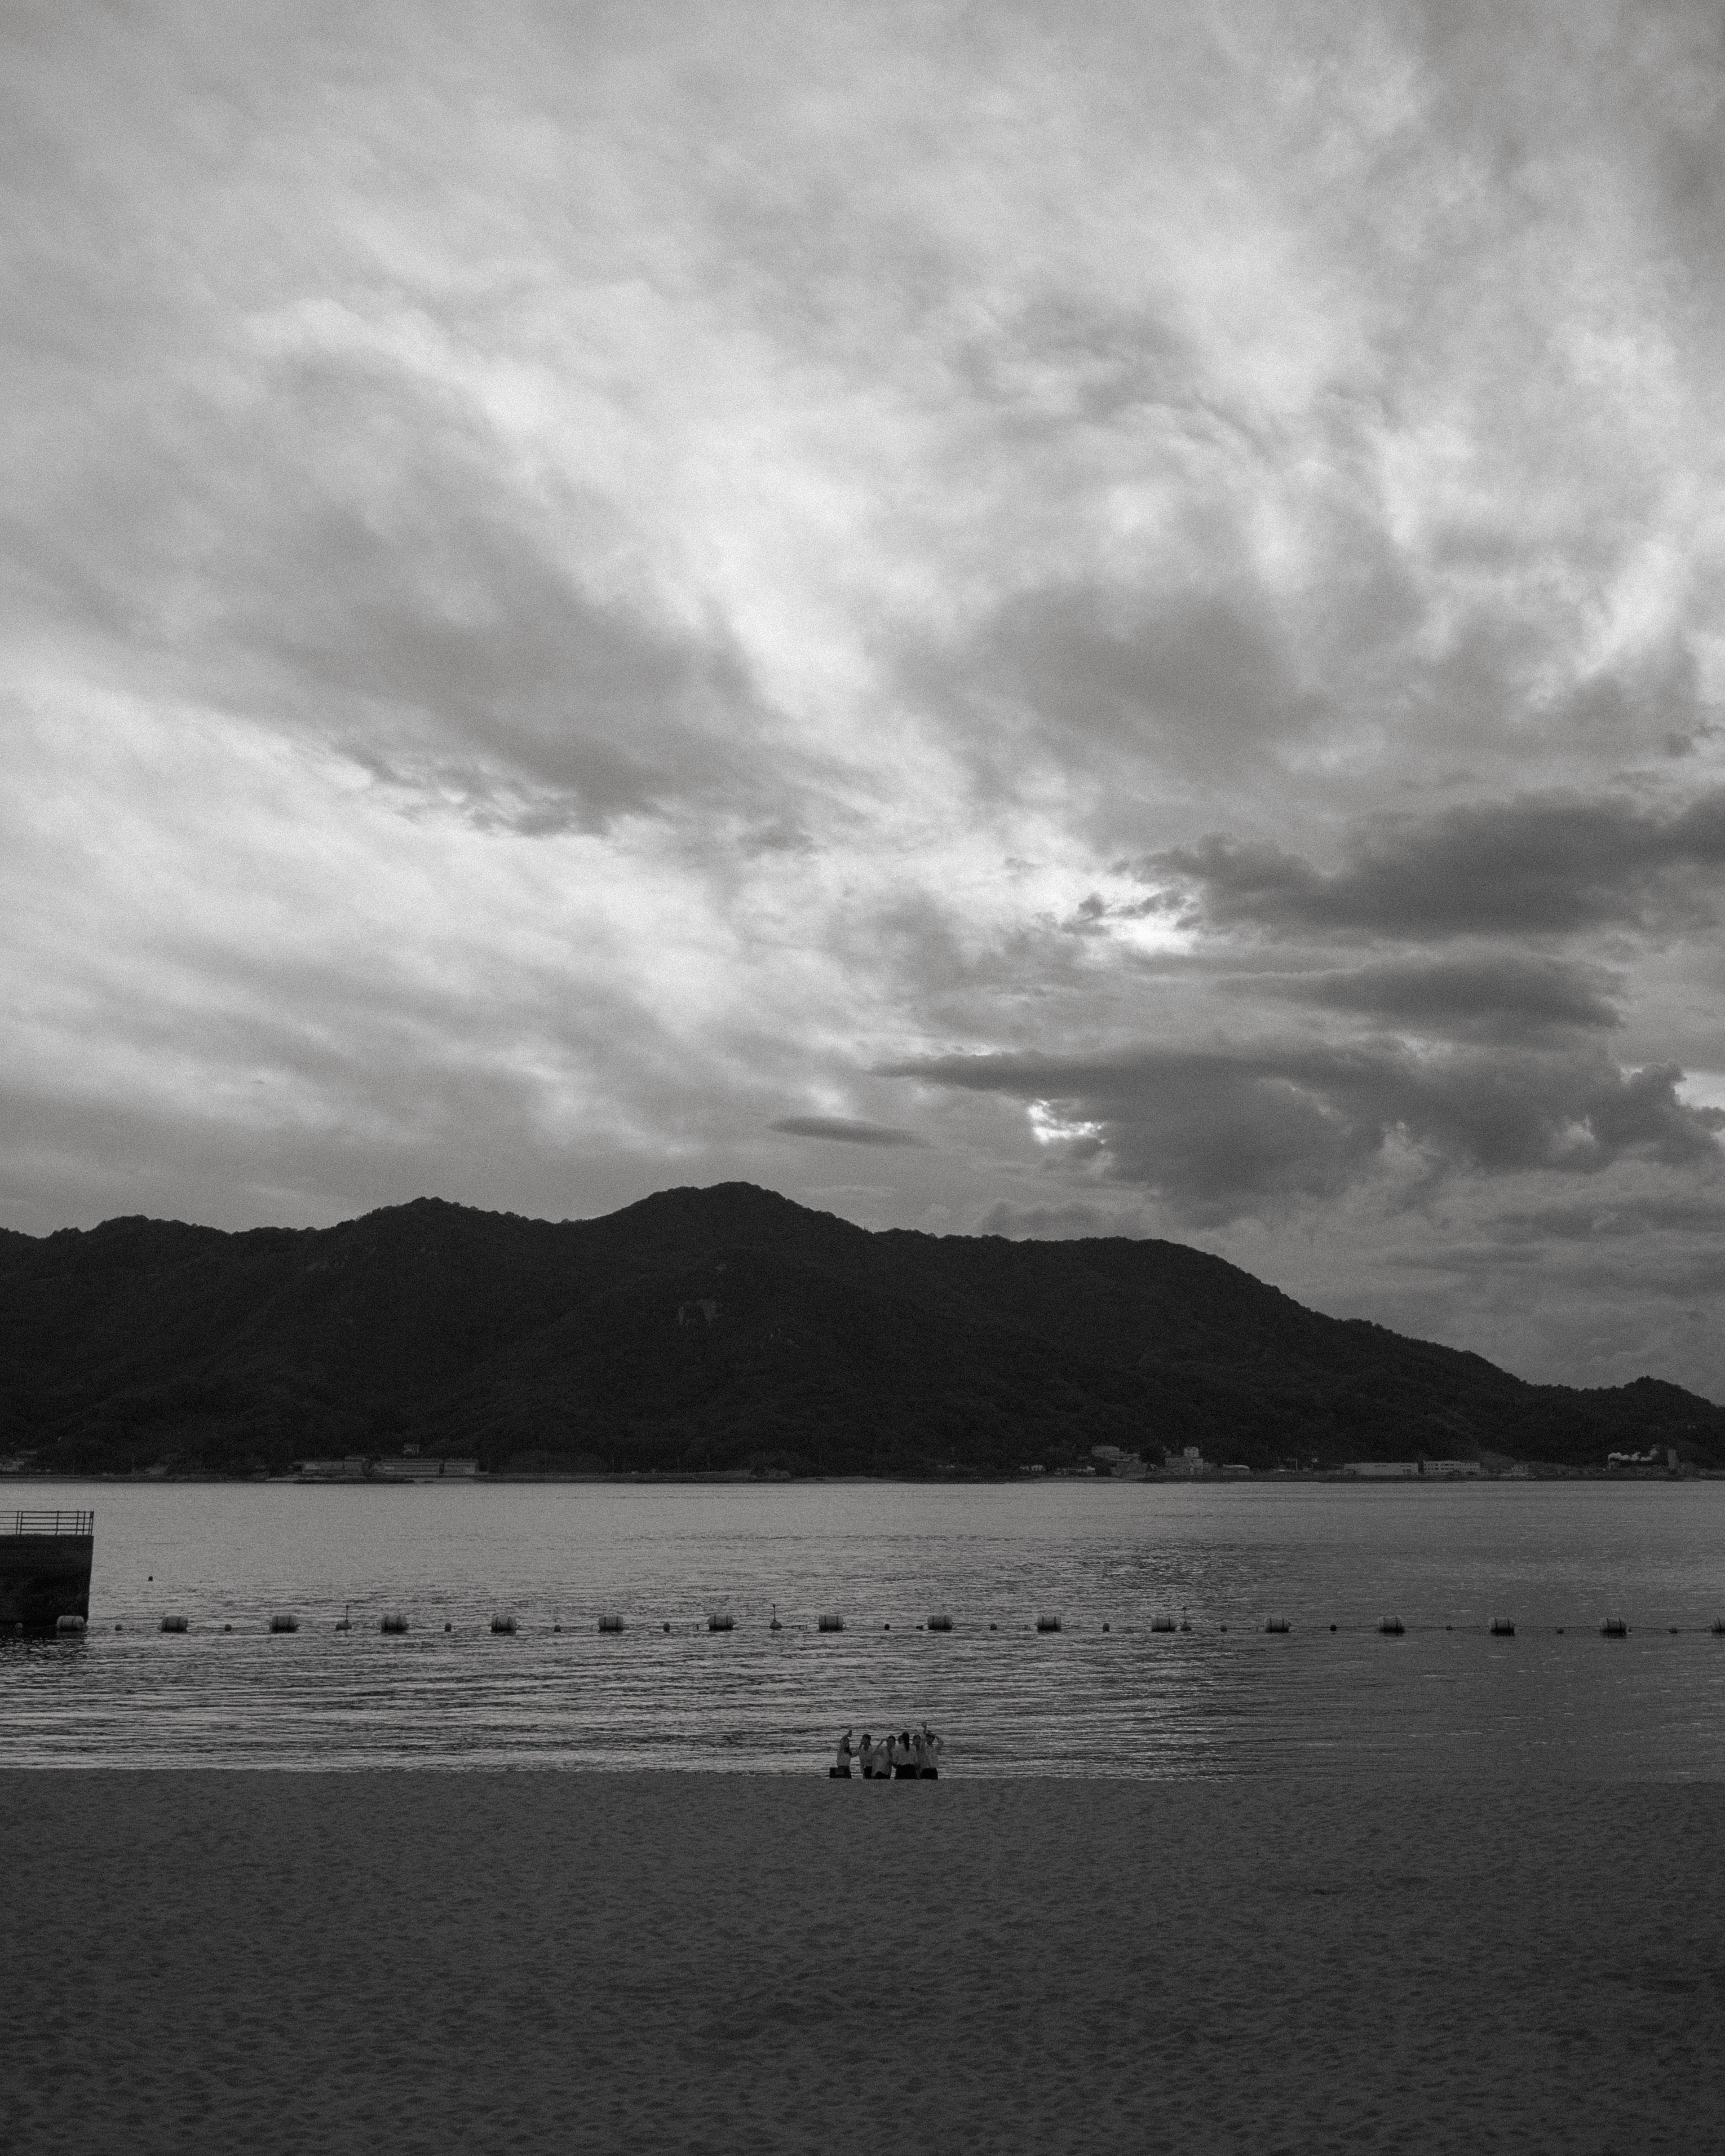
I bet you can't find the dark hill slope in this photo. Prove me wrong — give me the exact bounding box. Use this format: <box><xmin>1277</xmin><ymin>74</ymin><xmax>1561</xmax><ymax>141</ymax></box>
<box><xmin>0</xmin><ymin>1184</ymin><xmax>1718</xmax><ymax>1475</ymax></box>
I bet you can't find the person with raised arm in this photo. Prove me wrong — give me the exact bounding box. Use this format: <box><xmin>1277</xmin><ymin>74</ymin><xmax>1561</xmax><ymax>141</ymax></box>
<box><xmin>920</xmin><ymin>1723</ymin><xmax>945</xmax><ymax>1779</ymax></box>
<box><xmin>829</xmin><ymin>1727</ymin><xmax>856</xmax><ymax>1778</ymax></box>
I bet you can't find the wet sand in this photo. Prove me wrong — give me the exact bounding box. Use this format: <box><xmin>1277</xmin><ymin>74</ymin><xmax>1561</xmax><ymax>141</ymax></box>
<box><xmin>6</xmin><ymin>1772</ymin><xmax>1722</xmax><ymax>2154</ymax></box>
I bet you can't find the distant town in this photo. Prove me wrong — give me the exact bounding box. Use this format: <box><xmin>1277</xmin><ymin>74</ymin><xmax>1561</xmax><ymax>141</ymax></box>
<box><xmin>5</xmin><ymin>1439</ymin><xmax>1713</xmax><ymax>1484</ymax></box>
<box><xmin>1032</xmin><ymin>1442</ymin><xmax>1704</xmax><ymax>1482</ymax></box>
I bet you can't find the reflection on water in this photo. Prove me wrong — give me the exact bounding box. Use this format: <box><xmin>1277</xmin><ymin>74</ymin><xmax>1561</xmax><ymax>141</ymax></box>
<box><xmin>4</xmin><ymin>1479</ymin><xmax>1725</xmax><ymax>1776</ymax></box>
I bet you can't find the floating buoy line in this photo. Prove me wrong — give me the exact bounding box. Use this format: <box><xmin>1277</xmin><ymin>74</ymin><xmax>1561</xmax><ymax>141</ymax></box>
<box><xmin>98</xmin><ymin>1607</ymin><xmax>1725</xmax><ymax>1638</ymax></box>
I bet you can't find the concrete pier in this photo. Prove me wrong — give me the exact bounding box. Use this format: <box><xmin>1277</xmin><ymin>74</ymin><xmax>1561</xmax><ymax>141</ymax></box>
<box><xmin>1</xmin><ymin>1511</ymin><xmax>94</xmax><ymax>1631</ymax></box>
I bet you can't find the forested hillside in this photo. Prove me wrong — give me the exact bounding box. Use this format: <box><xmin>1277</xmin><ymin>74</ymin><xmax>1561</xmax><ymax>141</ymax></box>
<box><xmin>2</xmin><ymin>1184</ymin><xmax>1719</xmax><ymax>1476</ymax></box>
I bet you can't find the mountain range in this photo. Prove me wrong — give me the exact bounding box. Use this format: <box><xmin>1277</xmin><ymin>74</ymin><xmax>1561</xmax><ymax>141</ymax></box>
<box><xmin>2</xmin><ymin>1181</ymin><xmax>1720</xmax><ymax>1477</ymax></box>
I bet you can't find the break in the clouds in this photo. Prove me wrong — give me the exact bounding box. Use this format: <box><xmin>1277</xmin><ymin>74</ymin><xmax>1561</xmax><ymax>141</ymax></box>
<box><xmin>6</xmin><ymin>0</ymin><xmax>1725</xmax><ymax>1395</ymax></box>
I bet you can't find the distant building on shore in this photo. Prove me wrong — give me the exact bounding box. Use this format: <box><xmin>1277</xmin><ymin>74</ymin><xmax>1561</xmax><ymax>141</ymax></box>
<box><xmin>292</xmin><ymin>1451</ymin><xmax>478</xmax><ymax>1483</ymax></box>
<box><xmin>1342</xmin><ymin>1459</ymin><xmax>1482</xmax><ymax>1480</ymax></box>
<box><xmin>1091</xmin><ymin>1445</ymin><xmax>1150</xmax><ymax>1480</ymax></box>
<box><xmin>369</xmin><ymin>1454</ymin><xmax>478</xmax><ymax>1481</ymax></box>
<box><xmin>1134</xmin><ymin>1445</ymin><xmax>1252</xmax><ymax>1480</ymax></box>
<box><xmin>1157</xmin><ymin>1445</ymin><xmax>1210</xmax><ymax>1480</ymax></box>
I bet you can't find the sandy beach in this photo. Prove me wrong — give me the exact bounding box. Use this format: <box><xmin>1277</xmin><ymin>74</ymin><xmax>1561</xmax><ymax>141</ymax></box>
<box><xmin>6</xmin><ymin>1772</ymin><xmax>1721</xmax><ymax>2154</ymax></box>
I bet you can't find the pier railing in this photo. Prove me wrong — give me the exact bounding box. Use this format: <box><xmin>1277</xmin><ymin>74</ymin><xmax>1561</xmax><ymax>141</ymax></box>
<box><xmin>5</xmin><ymin>1511</ymin><xmax>95</xmax><ymax>1537</ymax></box>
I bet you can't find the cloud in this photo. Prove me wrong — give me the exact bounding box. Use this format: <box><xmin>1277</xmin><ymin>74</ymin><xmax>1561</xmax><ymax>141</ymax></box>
<box><xmin>1386</xmin><ymin>1242</ymin><xmax>1550</xmax><ymax>1272</ymax></box>
<box><xmin>7</xmin><ymin>0</ymin><xmax>1725</xmax><ymax>1398</ymax></box>
<box><xmin>933</xmin><ymin>583</ymin><xmax>1327</xmax><ymax>795</ymax></box>
<box><xmin>1487</xmin><ymin>1194</ymin><xmax>1725</xmax><ymax>1245</ymax></box>
<box><xmin>1144</xmin><ymin>791</ymin><xmax>1725</xmax><ymax>941</ymax></box>
<box><xmin>15</xmin><ymin>319</ymin><xmax>804</xmax><ymax>840</ymax></box>
<box><xmin>888</xmin><ymin>1043</ymin><xmax>1724</xmax><ymax>1223</ymax></box>
<box><xmin>1230</xmin><ymin>954</ymin><xmax>1625</xmax><ymax>1036</ymax></box>
<box><xmin>770</xmin><ymin>1116</ymin><xmax>928</xmax><ymax>1148</ymax></box>
<box><xmin>975</xmin><ymin>1198</ymin><xmax>1145</xmax><ymax>1239</ymax></box>
<box><xmin>1392</xmin><ymin>1219</ymin><xmax>1725</xmax><ymax>1304</ymax></box>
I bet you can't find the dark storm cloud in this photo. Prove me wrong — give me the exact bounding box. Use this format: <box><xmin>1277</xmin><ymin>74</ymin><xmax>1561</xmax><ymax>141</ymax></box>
<box><xmin>887</xmin><ymin>1043</ymin><xmax>1724</xmax><ymax>1223</ymax></box>
<box><xmin>770</xmin><ymin>1117</ymin><xmax>929</xmax><ymax>1148</ymax></box>
<box><xmin>1230</xmin><ymin>954</ymin><xmax>1625</xmax><ymax>1036</ymax></box>
<box><xmin>1144</xmin><ymin>790</ymin><xmax>1725</xmax><ymax>941</ymax></box>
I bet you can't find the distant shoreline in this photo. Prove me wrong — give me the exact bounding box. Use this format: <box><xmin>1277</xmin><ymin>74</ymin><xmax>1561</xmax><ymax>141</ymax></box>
<box><xmin>7</xmin><ymin>1467</ymin><xmax>1725</xmax><ymax>1485</ymax></box>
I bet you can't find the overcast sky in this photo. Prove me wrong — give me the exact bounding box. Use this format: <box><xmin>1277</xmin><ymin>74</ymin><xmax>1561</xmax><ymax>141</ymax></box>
<box><xmin>7</xmin><ymin>1</ymin><xmax>1725</xmax><ymax>1395</ymax></box>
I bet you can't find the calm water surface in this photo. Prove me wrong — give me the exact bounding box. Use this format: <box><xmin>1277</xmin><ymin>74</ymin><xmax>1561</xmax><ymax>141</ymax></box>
<box><xmin>4</xmin><ymin>1478</ymin><xmax>1724</xmax><ymax>1776</ymax></box>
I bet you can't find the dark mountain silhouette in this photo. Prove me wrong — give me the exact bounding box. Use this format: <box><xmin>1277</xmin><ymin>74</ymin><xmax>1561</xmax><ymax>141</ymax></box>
<box><xmin>1</xmin><ymin>1183</ymin><xmax>1719</xmax><ymax>1477</ymax></box>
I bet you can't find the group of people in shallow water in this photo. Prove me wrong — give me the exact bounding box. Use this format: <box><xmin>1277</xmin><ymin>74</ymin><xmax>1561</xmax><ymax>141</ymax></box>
<box><xmin>830</xmin><ymin>1725</ymin><xmax>944</xmax><ymax>1779</ymax></box>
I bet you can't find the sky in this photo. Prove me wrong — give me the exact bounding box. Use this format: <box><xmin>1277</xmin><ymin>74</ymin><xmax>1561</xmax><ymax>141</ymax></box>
<box><xmin>7</xmin><ymin>0</ymin><xmax>1725</xmax><ymax>1396</ymax></box>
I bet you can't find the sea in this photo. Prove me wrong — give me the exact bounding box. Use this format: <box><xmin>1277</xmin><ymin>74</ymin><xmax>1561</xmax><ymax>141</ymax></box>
<box><xmin>4</xmin><ymin>1478</ymin><xmax>1724</xmax><ymax>1776</ymax></box>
